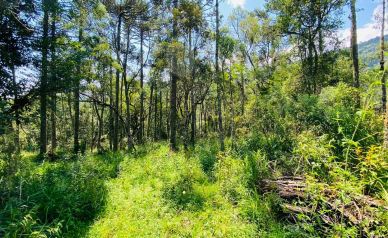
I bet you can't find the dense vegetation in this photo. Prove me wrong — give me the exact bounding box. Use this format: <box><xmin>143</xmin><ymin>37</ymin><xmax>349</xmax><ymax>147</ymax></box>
<box><xmin>1</xmin><ymin>0</ymin><xmax>388</xmax><ymax>237</ymax></box>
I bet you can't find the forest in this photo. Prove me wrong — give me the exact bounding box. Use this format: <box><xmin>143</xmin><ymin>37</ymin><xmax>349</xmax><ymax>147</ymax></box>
<box><xmin>1</xmin><ymin>0</ymin><xmax>388</xmax><ymax>237</ymax></box>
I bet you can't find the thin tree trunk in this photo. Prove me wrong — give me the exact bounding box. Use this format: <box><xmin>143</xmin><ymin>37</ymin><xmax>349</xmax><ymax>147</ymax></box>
<box><xmin>140</xmin><ymin>29</ymin><xmax>144</xmax><ymax>143</ymax></box>
<box><xmin>147</xmin><ymin>80</ymin><xmax>154</xmax><ymax>139</ymax></box>
<box><xmin>351</xmin><ymin>0</ymin><xmax>360</xmax><ymax>108</ymax></box>
<box><xmin>183</xmin><ymin>90</ymin><xmax>189</xmax><ymax>150</ymax></box>
<box><xmin>381</xmin><ymin>0</ymin><xmax>386</xmax><ymax>112</ymax></box>
<box><xmin>50</xmin><ymin>10</ymin><xmax>57</xmax><ymax>154</ymax></box>
<box><xmin>114</xmin><ymin>14</ymin><xmax>122</xmax><ymax>151</ymax></box>
<box><xmin>189</xmin><ymin>30</ymin><xmax>196</xmax><ymax>144</ymax></box>
<box><xmin>123</xmin><ymin>26</ymin><xmax>134</xmax><ymax>151</ymax></box>
<box><xmin>40</xmin><ymin>4</ymin><xmax>49</xmax><ymax>155</ymax></box>
<box><xmin>166</xmin><ymin>86</ymin><xmax>170</xmax><ymax>139</ymax></box>
<box><xmin>94</xmin><ymin>96</ymin><xmax>103</xmax><ymax>153</ymax></box>
<box><xmin>216</xmin><ymin>0</ymin><xmax>224</xmax><ymax>151</ymax></box>
<box><xmin>12</xmin><ymin>66</ymin><xmax>20</xmax><ymax>154</ymax></box>
<box><xmin>109</xmin><ymin>66</ymin><xmax>113</xmax><ymax>151</ymax></box>
<box><xmin>91</xmin><ymin>102</ymin><xmax>95</xmax><ymax>152</ymax></box>
<box><xmin>154</xmin><ymin>82</ymin><xmax>158</xmax><ymax>140</ymax></box>
<box><xmin>240</xmin><ymin>73</ymin><xmax>245</xmax><ymax>115</ymax></box>
<box><xmin>159</xmin><ymin>89</ymin><xmax>162</xmax><ymax>140</ymax></box>
<box><xmin>170</xmin><ymin>0</ymin><xmax>178</xmax><ymax>151</ymax></box>
<box><xmin>67</xmin><ymin>93</ymin><xmax>74</xmax><ymax>128</ymax></box>
<box><xmin>74</xmin><ymin>25</ymin><xmax>82</xmax><ymax>154</ymax></box>
<box><xmin>230</xmin><ymin>61</ymin><xmax>235</xmax><ymax>146</ymax></box>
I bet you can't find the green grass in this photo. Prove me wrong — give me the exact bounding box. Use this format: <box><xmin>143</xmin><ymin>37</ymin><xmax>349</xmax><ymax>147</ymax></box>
<box><xmin>1</xmin><ymin>142</ymin><xmax>290</xmax><ymax>237</ymax></box>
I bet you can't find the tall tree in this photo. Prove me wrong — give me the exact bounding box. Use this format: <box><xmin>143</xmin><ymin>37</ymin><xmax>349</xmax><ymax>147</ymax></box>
<box><xmin>215</xmin><ymin>0</ymin><xmax>224</xmax><ymax>151</ymax></box>
<box><xmin>266</xmin><ymin>0</ymin><xmax>346</xmax><ymax>93</ymax></box>
<box><xmin>113</xmin><ymin>7</ymin><xmax>121</xmax><ymax>151</ymax></box>
<box><xmin>74</xmin><ymin>19</ymin><xmax>83</xmax><ymax>154</ymax></box>
<box><xmin>0</xmin><ymin>0</ymin><xmax>34</xmax><ymax>154</ymax></box>
<box><xmin>40</xmin><ymin>0</ymin><xmax>50</xmax><ymax>155</ymax></box>
<box><xmin>170</xmin><ymin>0</ymin><xmax>179</xmax><ymax>151</ymax></box>
<box><xmin>50</xmin><ymin>0</ymin><xmax>58</xmax><ymax>154</ymax></box>
<box><xmin>350</xmin><ymin>0</ymin><xmax>360</xmax><ymax>107</ymax></box>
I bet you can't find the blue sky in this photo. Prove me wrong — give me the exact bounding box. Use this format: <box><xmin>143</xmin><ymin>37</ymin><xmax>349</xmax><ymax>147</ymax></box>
<box><xmin>220</xmin><ymin>0</ymin><xmax>385</xmax><ymax>44</ymax></box>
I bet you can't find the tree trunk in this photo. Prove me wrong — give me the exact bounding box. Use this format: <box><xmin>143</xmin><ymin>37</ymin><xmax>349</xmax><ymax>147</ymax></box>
<box><xmin>159</xmin><ymin>89</ymin><xmax>162</xmax><ymax>140</ymax></box>
<box><xmin>147</xmin><ymin>80</ymin><xmax>154</xmax><ymax>139</ymax></box>
<box><xmin>166</xmin><ymin>86</ymin><xmax>170</xmax><ymax>139</ymax></box>
<box><xmin>189</xmin><ymin>30</ymin><xmax>196</xmax><ymax>145</ymax></box>
<box><xmin>123</xmin><ymin>27</ymin><xmax>134</xmax><ymax>151</ymax></box>
<box><xmin>230</xmin><ymin>61</ymin><xmax>235</xmax><ymax>146</ymax></box>
<box><xmin>94</xmin><ymin>95</ymin><xmax>104</xmax><ymax>153</ymax></box>
<box><xmin>170</xmin><ymin>0</ymin><xmax>178</xmax><ymax>151</ymax></box>
<box><xmin>91</xmin><ymin>102</ymin><xmax>95</xmax><ymax>152</ymax></box>
<box><xmin>216</xmin><ymin>0</ymin><xmax>224</xmax><ymax>151</ymax></box>
<box><xmin>240</xmin><ymin>73</ymin><xmax>245</xmax><ymax>115</ymax></box>
<box><xmin>114</xmin><ymin>14</ymin><xmax>121</xmax><ymax>151</ymax></box>
<box><xmin>351</xmin><ymin>0</ymin><xmax>360</xmax><ymax>108</ymax></box>
<box><xmin>40</xmin><ymin>4</ymin><xmax>49</xmax><ymax>155</ymax></box>
<box><xmin>109</xmin><ymin>66</ymin><xmax>113</xmax><ymax>151</ymax></box>
<box><xmin>74</xmin><ymin>25</ymin><xmax>82</xmax><ymax>154</ymax></box>
<box><xmin>381</xmin><ymin>0</ymin><xmax>386</xmax><ymax>112</ymax></box>
<box><xmin>12</xmin><ymin>66</ymin><xmax>20</xmax><ymax>154</ymax></box>
<box><xmin>140</xmin><ymin>29</ymin><xmax>144</xmax><ymax>143</ymax></box>
<box><xmin>183</xmin><ymin>90</ymin><xmax>189</xmax><ymax>150</ymax></box>
<box><xmin>50</xmin><ymin>10</ymin><xmax>57</xmax><ymax>154</ymax></box>
<box><xmin>154</xmin><ymin>82</ymin><xmax>158</xmax><ymax>140</ymax></box>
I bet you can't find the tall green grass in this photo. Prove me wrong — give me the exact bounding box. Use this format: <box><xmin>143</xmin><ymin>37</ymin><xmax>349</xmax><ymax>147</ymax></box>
<box><xmin>1</xmin><ymin>142</ymin><xmax>292</xmax><ymax>237</ymax></box>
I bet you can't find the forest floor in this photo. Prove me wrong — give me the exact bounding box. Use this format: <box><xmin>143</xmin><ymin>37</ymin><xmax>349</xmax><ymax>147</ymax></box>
<box><xmin>1</xmin><ymin>141</ymin><xmax>297</xmax><ymax>237</ymax></box>
<box><xmin>85</xmin><ymin>142</ymin><xmax>287</xmax><ymax>237</ymax></box>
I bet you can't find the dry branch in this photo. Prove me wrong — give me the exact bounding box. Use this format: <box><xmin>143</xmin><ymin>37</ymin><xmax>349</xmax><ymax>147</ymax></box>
<box><xmin>262</xmin><ymin>177</ymin><xmax>387</xmax><ymax>227</ymax></box>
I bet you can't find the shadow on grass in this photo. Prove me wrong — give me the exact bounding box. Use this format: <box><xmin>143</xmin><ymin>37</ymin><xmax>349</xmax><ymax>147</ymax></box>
<box><xmin>0</xmin><ymin>153</ymin><xmax>124</xmax><ymax>237</ymax></box>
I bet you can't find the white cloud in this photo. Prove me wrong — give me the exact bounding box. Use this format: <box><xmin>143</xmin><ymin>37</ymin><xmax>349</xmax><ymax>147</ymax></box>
<box><xmin>227</xmin><ymin>0</ymin><xmax>246</xmax><ymax>8</ymax></box>
<box><xmin>339</xmin><ymin>5</ymin><xmax>388</xmax><ymax>46</ymax></box>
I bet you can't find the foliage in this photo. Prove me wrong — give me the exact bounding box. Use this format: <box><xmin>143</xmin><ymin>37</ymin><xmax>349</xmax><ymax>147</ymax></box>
<box><xmin>0</xmin><ymin>152</ymin><xmax>123</xmax><ymax>237</ymax></box>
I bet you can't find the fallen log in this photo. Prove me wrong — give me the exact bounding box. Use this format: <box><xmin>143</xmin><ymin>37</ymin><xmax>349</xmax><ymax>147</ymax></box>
<box><xmin>262</xmin><ymin>177</ymin><xmax>388</xmax><ymax>227</ymax></box>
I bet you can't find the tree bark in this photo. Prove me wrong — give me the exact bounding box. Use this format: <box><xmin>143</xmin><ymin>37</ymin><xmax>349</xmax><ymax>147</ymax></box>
<box><xmin>154</xmin><ymin>82</ymin><xmax>158</xmax><ymax>140</ymax></box>
<box><xmin>381</xmin><ymin>0</ymin><xmax>386</xmax><ymax>113</ymax></box>
<box><xmin>216</xmin><ymin>0</ymin><xmax>224</xmax><ymax>151</ymax></box>
<box><xmin>159</xmin><ymin>89</ymin><xmax>162</xmax><ymax>140</ymax></box>
<box><xmin>74</xmin><ymin>25</ymin><xmax>82</xmax><ymax>154</ymax></box>
<box><xmin>140</xmin><ymin>29</ymin><xmax>144</xmax><ymax>143</ymax></box>
<box><xmin>123</xmin><ymin>27</ymin><xmax>134</xmax><ymax>151</ymax></box>
<box><xmin>190</xmin><ymin>30</ymin><xmax>196</xmax><ymax>145</ymax></box>
<box><xmin>114</xmin><ymin>14</ymin><xmax>122</xmax><ymax>151</ymax></box>
<box><xmin>147</xmin><ymin>80</ymin><xmax>154</xmax><ymax>139</ymax></box>
<box><xmin>40</xmin><ymin>3</ymin><xmax>49</xmax><ymax>155</ymax></box>
<box><xmin>109</xmin><ymin>66</ymin><xmax>113</xmax><ymax>151</ymax></box>
<box><xmin>170</xmin><ymin>0</ymin><xmax>179</xmax><ymax>151</ymax></box>
<box><xmin>351</xmin><ymin>0</ymin><xmax>360</xmax><ymax>108</ymax></box>
<box><xmin>230</xmin><ymin>61</ymin><xmax>235</xmax><ymax>146</ymax></box>
<box><xmin>12</xmin><ymin>66</ymin><xmax>20</xmax><ymax>154</ymax></box>
<box><xmin>50</xmin><ymin>10</ymin><xmax>57</xmax><ymax>154</ymax></box>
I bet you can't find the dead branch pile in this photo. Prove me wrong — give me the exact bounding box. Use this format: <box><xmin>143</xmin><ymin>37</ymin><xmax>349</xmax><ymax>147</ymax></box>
<box><xmin>262</xmin><ymin>177</ymin><xmax>388</xmax><ymax>227</ymax></box>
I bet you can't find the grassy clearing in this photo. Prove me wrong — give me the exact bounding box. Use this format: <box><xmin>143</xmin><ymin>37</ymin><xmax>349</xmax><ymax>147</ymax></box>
<box><xmin>87</xmin><ymin>142</ymin><xmax>286</xmax><ymax>237</ymax></box>
<box><xmin>1</xmin><ymin>141</ymin><xmax>297</xmax><ymax>237</ymax></box>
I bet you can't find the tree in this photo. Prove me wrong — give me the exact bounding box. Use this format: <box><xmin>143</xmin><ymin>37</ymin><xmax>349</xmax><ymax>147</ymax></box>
<box><xmin>170</xmin><ymin>0</ymin><xmax>179</xmax><ymax>151</ymax></box>
<box><xmin>215</xmin><ymin>0</ymin><xmax>224</xmax><ymax>151</ymax></box>
<box><xmin>266</xmin><ymin>0</ymin><xmax>346</xmax><ymax>93</ymax></box>
<box><xmin>40</xmin><ymin>0</ymin><xmax>50</xmax><ymax>155</ymax></box>
<box><xmin>0</xmin><ymin>0</ymin><xmax>35</xmax><ymax>154</ymax></box>
<box><xmin>50</xmin><ymin>0</ymin><xmax>59</xmax><ymax>155</ymax></box>
<box><xmin>350</xmin><ymin>0</ymin><xmax>360</xmax><ymax>107</ymax></box>
<box><xmin>381</xmin><ymin>0</ymin><xmax>386</xmax><ymax>112</ymax></box>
